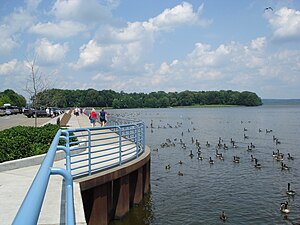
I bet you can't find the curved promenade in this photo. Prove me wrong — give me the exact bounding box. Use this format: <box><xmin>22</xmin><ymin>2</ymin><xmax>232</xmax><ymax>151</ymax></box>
<box><xmin>0</xmin><ymin>113</ymin><xmax>150</xmax><ymax>225</ymax></box>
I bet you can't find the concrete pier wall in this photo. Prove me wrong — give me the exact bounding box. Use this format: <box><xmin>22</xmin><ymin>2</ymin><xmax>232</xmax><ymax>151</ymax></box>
<box><xmin>77</xmin><ymin>146</ymin><xmax>151</xmax><ymax>225</ymax></box>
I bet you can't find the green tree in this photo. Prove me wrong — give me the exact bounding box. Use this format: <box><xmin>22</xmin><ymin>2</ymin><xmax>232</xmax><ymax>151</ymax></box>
<box><xmin>237</xmin><ymin>91</ymin><xmax>262</xmax><ymax>106</ymax></box>
<box><xmin>144</xmin><ymin>97</ymin><xmax>158</xmax><ymax>108</ymax></box>
<box><xmin>0</xmin><ymin>89</ymin><xmax>26</xmax><ymax>106</ymax></box>
<box><xmin>178</xmin><ymin>91</ymin><xmax>194</xmax><ymax>106</ymax></box>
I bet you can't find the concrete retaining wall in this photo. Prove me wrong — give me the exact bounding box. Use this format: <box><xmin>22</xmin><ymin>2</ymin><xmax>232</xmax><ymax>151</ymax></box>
<box><xmin>76</xmin><ymin>146</ymin><xmax>151</xmax><ymax>225</ymax></box>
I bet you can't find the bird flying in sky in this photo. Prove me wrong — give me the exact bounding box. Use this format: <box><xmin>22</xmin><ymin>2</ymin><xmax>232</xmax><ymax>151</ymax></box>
<box><xmin>264</xmin><ymin>7</ymin><xmax>273</xmax><ymax>12</ymax></box>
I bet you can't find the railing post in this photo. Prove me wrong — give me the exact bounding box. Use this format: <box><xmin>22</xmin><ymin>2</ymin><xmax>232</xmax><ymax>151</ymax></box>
<box><xmin>135</xmin><ymin>124</ymin><xmax>139</xmax><ymax>158</ymax></box>
<box><xmin>143</xmin><ymin>122</ymin><xmax>146</xmax><ymax>153</ymax></box>
<box><xmin>88</xmin><ymin>129</ymin><xmax>92</xmax><ymax>175</ymax></box>
<box><xmin>57</xmin><ymin>145</ymin><xmax>71</xmax><ymax>172</ymax></box>
<box><xmin>59</xmin><ymin>130</ymin><xmax>71</xmax><ymax>173</ymax></box>
<box><xmin>118</xmin><ymin>126</ymin><xmax>122</xmax><ymax>165</ymax></box>
<box><xmin>50</xmin><ymin>167</ymin><xmax>75</xmax><ymax>225</ymax></box>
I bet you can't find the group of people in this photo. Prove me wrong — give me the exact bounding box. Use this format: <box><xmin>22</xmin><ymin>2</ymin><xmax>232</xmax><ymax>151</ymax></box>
<box><xmin>73</xmin><ymin>107</ymin><xmax>85</xmax><ymax>116</ymax></box>
<box><xmin>89</xmin><ymin>108</ymin><xmax>108</xmax><ymax>127</ymax></box>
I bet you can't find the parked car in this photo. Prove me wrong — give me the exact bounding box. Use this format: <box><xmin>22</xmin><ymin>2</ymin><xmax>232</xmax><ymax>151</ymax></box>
<box><xmin>0</xmin><ymin>107</ymin><xmax>6</xmax><ymax>116</ymax></box>
<box><xmin>23</xmin><ymin>107</ymin><xmax>48</xmax><ymax>118</ymax></box>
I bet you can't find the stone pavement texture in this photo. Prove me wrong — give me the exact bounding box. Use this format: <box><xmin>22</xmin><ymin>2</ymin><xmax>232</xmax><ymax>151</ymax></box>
<box><xmin>0</xmin><ymin>113</ymin><xmax>92</xmax><ymax>225</ymax></box>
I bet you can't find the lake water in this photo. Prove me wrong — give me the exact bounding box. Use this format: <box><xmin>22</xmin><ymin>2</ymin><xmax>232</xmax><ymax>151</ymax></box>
<box><xmin>109</xmin><ymin>105</ymin><xmax>300</xmax><ymax>225</ymax></box>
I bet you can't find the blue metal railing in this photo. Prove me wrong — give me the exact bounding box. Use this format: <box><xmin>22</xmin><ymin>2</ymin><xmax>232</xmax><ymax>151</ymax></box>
<box><xmin>68</xmin><ymin>120</ymin><xmax>145</xmax><ymax>177</ymax></box>
<box><xmin>12</xmin><ymin>129</ymin><xmax>75</xmax><ymax>225</ymax></box>
<box><xmin>12</xmin><ymin>116</ymin><xmax>145</xmax><ymax>225</ymax></box>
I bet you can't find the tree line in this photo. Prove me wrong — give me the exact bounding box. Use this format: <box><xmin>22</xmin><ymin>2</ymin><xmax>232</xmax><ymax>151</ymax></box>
<box><xmin>0</xmin><ymin>89</ymin><xmax>26</xmax><ymax>107</ymax></box>
<box><xmin>36</xmin><ymin>89</ymin><xmax>262</xmax><ymax>108</ymax></box>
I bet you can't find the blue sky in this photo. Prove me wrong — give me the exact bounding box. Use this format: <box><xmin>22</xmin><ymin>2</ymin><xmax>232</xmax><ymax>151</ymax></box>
<box><xmin>0</xmin><ymin>0</ymin><xmax>300</xmax><ymax>99</ymax></box>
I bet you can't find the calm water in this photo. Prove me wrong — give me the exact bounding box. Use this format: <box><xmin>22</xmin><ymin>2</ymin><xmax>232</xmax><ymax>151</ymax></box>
<box><xmin>110</xmin><ymin>105</ymin><xmax>300</xmax><ymax>225</ymax></box>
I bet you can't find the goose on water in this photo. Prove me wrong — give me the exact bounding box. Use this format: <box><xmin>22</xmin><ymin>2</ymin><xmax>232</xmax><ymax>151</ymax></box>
<box><xmin>216</xmin><ymin>150</ymin><xmax>224</xmax><ymax>160</ymax></box>
<box><xmin>216</xmin><ymin>149</ymin><xmax>223</xmax><ymax>158</ymax></box>
<box><xmin>281</xmin><ymin>162</ymin><xmax>290</xmax><ymax>170</ymax></box>
<box><xmin>206</xmin><ymin>141</ymin><xmax>211</xmax><ymax>147</ymax></box>
<box><xmin>219</xmin><ymin>211</ymin><xmax>227</xmax><ymax>221</ymax></box>
<box><xmin>280</xmin><ymin>201</ymin><xmax>290</xmax><ymax>214</ymax></box>
<box><xmin>286</xmin><ymin>183</ymin><xmax>296</xmax><ymax>196</ymax></box>
<box><xmin>254</xmin><ymin>158</ymin><xmax>262</xmax><ymax>168</ymax></box>
<box><xmin>189</xmin><ymin>150</ymin><xmax>194</xmax><ymax>158</ymax></box>
<box><xmin>287</xmin><ymin>153</ymin><xmax>294</xmax><ymax>160</ymax></box>
<box><xmin>197</xmin><ymin>153</ymin><xmax>204</xmax><ymax>160</ymax></box>
<box><xmin>233</xmin><ymin>156</ymin><xmax>240</xmax><ymax>163</ymax></box>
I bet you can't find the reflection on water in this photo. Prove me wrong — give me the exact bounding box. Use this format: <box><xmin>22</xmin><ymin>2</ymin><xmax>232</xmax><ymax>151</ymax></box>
<box><xmin>110</xmin><ymin>194</ymin><xmax>154</xmax><ymax>225</ymax></box>
<box><xmin>109</xmin><ymin>105</ymin><xmax>300</xmax><ymax>225</ymax></box>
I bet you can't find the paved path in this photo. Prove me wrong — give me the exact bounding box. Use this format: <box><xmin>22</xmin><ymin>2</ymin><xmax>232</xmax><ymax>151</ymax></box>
<box><xmin>0</xmin><ymin>113</ymin><xmax>90</xmax><ymax>225</ymax></box>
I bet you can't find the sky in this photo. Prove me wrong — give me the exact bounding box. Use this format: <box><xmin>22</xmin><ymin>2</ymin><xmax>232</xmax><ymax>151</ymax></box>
<box><xmin>0</xmin><ymin>0</ymin><xmax>300</xmax><ymax>99</ymax></box>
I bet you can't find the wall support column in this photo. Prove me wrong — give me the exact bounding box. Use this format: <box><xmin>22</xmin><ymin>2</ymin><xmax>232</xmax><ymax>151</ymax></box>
<box><xmin>143</xmin><ymin>161</ymin><xmax>150</xmax><ymax>194</ymax></box>
<box><xmin>89</xmin><ymin>183</ymin><xmax>108</xmax><ymax>225</ymax></box>
<box><xmin>133</xmin><ymin>167</ymin><xmax>143</xmax><ymax>204</ymax></box>
<box><xmin>129</xmin><ymin>167</ymin><xmax>143</xmax><ymax>206</ymax></box>
<box><xmin>114</xmin><ymin>175</ymin><xmax>129</xmax><ymax>219</ymax></box>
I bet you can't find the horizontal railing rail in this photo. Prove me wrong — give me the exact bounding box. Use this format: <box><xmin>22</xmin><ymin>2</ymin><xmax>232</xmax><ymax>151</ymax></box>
<box><xmin>68</xmin><ymin>120</ymin><xmax>145</xmax><ymax>178</ymax></box>
<box><xmin>12</xmin><ymin>116</ymin><xmax>145</xmax><ymax>224</ymax></box>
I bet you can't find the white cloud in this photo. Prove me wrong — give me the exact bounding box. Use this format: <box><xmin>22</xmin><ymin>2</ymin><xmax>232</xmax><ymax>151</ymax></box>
<box><xmin>0</xmin><ymin>59</ymin><xmax>18</xmax><ymax>75</ymax></box>
<box><xmin>0</xmin><ymin>7</ymin><xmax>34</xmax><ymax>53</ymax></box>
<box><xmin>29</xmin><ymin>21</ymin><xmax>87</xmax><ymax>39</ymax></box>
<box><xmin>251</xmin><ymin>37</ymin><xmax>266</xmax><ymax>50</ymax></box>
<box><xmin>25</xmin><ymin>0</ymin><xmax>41</xmax><ymax>11</ymax></box>
<box><xmin>122</xmin><ymin>37</ymin><xmax>298</xmax><ymax>93</ymax></box>
<box><xmin>51</xmin><ymin>0</ymin><xmax>113</xmax><ymax>23</ymax></box>
<box><xmin>187</xmin><ymin>43</ymin><xmax>231</xmax><ymax>67</ymax></box>
<box><xmin>111</xmin><ymin>42</ymin><xmax>143</xmax><ymax>68</ymax></box>
<box><xmin>0</xmin><ymin>32</ymin><xmax>19</xmax><ymax>54</ymax></box>
<box><xmin>149</xmin><ymin>2</ymin><xmax>210</xmax><ymax>30</ymax></box>
<box><xmin>35</xmin><ymin>38</ymin><xmax>69</xmax><ymax>65</ymax></box>
<box><xmin>74</xmin><ymin>2</ymin><xmax>211</xmax><ymax>70</ymax></box>
<box><xmin>268</xmin><ymin>7</ymin><xmax>300</xmax><ymax>41</ymax></box>
<box><xmin>103</xmin><ymin>2</ymin><xmax>210</xmax><ymax>43</ymax></box>
<box><xmin>72</xmin><ymin>40</ymin><xmax>105</xmax><ymax>69</ymax></box>
<box><xmin>57</xmin><ymin>34</ymin><xmax>300</xmax><ymax>97</ymax></box>
<box><xmin>92</xmin><ymin>73</ymin><xmax>116</xmax><ymax>81</ymax></box>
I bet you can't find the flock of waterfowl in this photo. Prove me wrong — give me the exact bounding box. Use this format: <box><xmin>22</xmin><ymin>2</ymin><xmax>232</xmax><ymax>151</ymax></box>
<box><xmin>112</xmin><ymin>110</ymin><xmax>298</xmax><ymax>223</ymax></box>
<box><xmin>149</xmin><ymin>118</ymin><xmax>297</xmax><ymax>222</ymax></box>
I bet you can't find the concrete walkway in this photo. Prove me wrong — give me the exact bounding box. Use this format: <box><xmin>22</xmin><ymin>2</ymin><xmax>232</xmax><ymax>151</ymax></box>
<box><xmin>0</xmin><ymin>113</ymin><xmax>92</xmax><ymax>225</ymax></box>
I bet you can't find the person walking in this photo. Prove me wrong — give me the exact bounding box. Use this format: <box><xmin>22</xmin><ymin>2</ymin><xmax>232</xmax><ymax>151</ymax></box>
<box><xmin>89</xmin><ymin>108</ymin><xmax>97</xmax><ymax>127</ymax></box>
<box><xmin>99</xmin><ymin>108</ymin><xmax>108</xmax><ymax>127</ymax></box>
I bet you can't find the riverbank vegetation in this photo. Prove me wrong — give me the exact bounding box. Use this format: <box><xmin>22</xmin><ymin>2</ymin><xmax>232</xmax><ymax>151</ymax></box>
<box><xmin>36</xmin><ymin>89</ymin><xmax>262</xmax><ymax>108</ymax></box>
